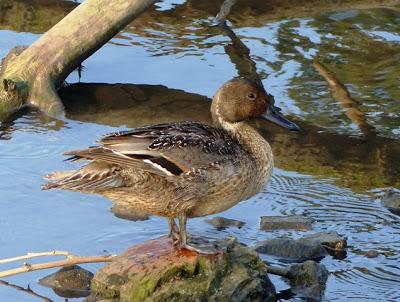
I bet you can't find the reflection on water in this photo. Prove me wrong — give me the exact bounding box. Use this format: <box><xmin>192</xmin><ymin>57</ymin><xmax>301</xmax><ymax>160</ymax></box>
<box><xmin>58</xmin><ymin>83</ymin><xmax>400</xmax><ymax>192</ymax></box>
<box><xmin>1</xmin><ymin>1</ymin><xmax>400</xmax><ymax>301</ymax></box>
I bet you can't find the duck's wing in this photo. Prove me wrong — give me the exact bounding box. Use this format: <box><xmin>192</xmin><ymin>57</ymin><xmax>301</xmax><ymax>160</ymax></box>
<box><xmin>42</xmin><ymin>162</ymin><xmax>125</xmax><ymax>191</ymax></box>
<box><xmin>66</xmin><ymin>121</ymin><xmax>239</xmax><ymax>177</ymax></box>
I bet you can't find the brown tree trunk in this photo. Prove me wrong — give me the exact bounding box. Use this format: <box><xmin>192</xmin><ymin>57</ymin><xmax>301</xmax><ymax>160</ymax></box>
<box><xmin>0</xmin><ymin>0</ymin><xmax>156</xmax><ymax>119</ymax></box>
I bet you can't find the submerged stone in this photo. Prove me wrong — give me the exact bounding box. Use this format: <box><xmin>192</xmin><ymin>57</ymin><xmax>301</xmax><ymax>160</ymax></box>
<box><xmin>260</xmin><ymin>215</ymin><xmax>314</xmax><ymax>231</ymax></box>
<box><xmin>205</xmin><ymin>216</ymin><xmax>245</xmax><ymax>230</ymax></box>
<box><xmin>381</xmin><ymin>189</ymin><xmax>400</xmax><ymax>215</ymax></box>
<box><xmin>39</xmin><ymin>265</ymin><xmax>93</xmax><ymax>298</ymax></box>
<box><xmin>91</xmin><ymin>236</ymin><xmax>276</xmax><ymax>302</ymax></box>
<box><xmin>364</xmin><ymin>250</ymin><xmax>380</xmax><ymax>258</ymax></box>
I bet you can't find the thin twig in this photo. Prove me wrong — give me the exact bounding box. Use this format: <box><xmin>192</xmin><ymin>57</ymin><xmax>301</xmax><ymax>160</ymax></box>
<box><xmin>0</xmin><ymin>251</ymin><xmax>73</xmax><ymax>264</ymax></box>
<box><xmin>0</xmin><ymin>280</ymin><xmax>53</xmax><ymax>302</ymax></box>
<box><xmin>266</xmin><ymin>265</ymin><xmax>290</xmax><ymax>278</ymax></box>
<box><xmin>0</xmin><ymin>255</ymin><xmax>115</xmax><ymax>278</ymax></box>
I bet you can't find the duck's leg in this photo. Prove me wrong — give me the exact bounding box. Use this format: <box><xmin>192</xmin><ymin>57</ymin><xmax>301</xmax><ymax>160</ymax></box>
<box><xmin>168</xmin><ymin>217</ymin><xmax>179</xmax><ymax>243</ymax></box>
<box><xmin>178</xmin><ymin>213</ymin><xmax>218</xmax><ymax>255</ymax></box>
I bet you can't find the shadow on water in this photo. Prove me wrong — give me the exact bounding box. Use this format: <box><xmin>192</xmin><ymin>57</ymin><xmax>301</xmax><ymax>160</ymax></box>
<box><xmin>1</xmin><ymin>0</ymin><xmax>400</xmax><ymax>301</ymax></box>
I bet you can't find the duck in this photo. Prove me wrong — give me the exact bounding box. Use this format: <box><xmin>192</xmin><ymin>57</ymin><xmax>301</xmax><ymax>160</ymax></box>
<box><xmin>42</xmin><ymin>78</ymin><xmax>299</xmax><ymax>253</ymax></box>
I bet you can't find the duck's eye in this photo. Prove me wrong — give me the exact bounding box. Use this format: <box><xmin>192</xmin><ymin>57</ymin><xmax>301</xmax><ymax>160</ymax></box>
<box><xmin>247</xmin><ymin>93</ymin><xmax>256</xmax><ymax>100</ymax></box>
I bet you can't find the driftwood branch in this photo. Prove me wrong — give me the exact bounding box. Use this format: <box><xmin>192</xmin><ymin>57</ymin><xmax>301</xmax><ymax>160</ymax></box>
<box><xmin>0</xmin><ymin>280</ymin><xmax>53</xmax><ymax>302</ymax></box>
<box><xmin>0</xmin><ymin>251</ymin><xmax>73</xmax><ymax>264</ymax></box>
<box><xmin>0</xmin><ymin>0</ymin><xmax>156</xmax><ymax>120</ymax></box>
<box><xmin>0</xmin><ymin>251</ymin><xmax>115</xmax><ymax>278</ymax></box>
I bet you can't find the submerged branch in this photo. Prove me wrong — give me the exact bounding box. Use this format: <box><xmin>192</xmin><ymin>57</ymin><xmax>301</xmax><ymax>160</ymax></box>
<box><xmin>214</xmin><ymin>0</ymin><xmax>262</xmax><ymax>87</ymax></box>
<box><xmin>313</xmin><ymin>59</ymin><xmax>376</xmax><ymax>136</ymax></box>
<box><xmin>0</xmin><ymin>280</ymin><xmax>53</xmax><ymax>302</ymax></box>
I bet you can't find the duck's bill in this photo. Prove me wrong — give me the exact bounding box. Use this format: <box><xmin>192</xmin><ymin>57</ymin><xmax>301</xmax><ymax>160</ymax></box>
<box><xmin>262</xmin><ymin>105</ymin><xmax>300</xmax><ymax>131</ymax></box>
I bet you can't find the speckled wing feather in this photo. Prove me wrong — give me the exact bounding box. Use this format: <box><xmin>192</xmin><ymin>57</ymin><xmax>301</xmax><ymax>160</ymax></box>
<box><xmin>101</xmin><ymin>121</ymin><xmax>238</xmax><ymax>171</ymax></box>
<box><xmin>71</xmin><ymin>121</ymin><xmax>239</xmax><ymax>176</ymax></box>
<box><xmin>43</xmin><ymin>122</ymin><xmax>240</xmax><ymax>191</ymax></box>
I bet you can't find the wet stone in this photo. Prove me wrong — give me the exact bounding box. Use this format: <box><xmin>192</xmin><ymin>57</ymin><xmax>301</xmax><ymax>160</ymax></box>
<box><xmin>254</xmin><ymin>232</ymin><xmax>347</xmax><ymax>261</ymax></box>
<box><xmin>39</xmin><ymin>265</ymin><xmax>93</xmax><ymax>298</ymax></box>
<box><xmin>381</xmin><ymin>189</ymin><xmax>400</xmax><ymax>215</ymax></box>
<box><xmin>364</xmin><ymin>250</ymin><xmax>380</xmax><ymax>258</ymax></box>
<box><xmin>91</xmin><ymin>236</ymin><xmax>276</xmax><ymax>302</ymax></box>
<box><xmin>260</xmin><ymin>215</ymin><xmax>314</xmax><ymax>231</ymax></box>
<box><xmin>288</xmin><ymin>260</ymin><xmax>329</xmax><ymax>301</ymax></box>
<box><xmin>205</xmin><ymin>216</ymin><xmax>245</xmax><ymax>230</ymax></box>
<box><xmin>254</xmin><ymin>238</ymin><xmax>327</xmax><ymax>261</ymax></box>
<box><xmin>301</xmin><ymin>231</ymin><xmax>347</xmax><ymax>258</ymax></box>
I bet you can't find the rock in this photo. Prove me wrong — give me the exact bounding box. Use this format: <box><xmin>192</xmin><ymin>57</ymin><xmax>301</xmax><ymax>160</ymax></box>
<box><xmin>381</xmin><ymin>189</ymin><xmax>400</xmax><ymax>215</ymax></box>
<box><xmin>260</xmin><ymin>215</ymin><xmax>314</xmax><ymax>231</ymax></box>
<box><xmin>254</xmin><ymin>232</ymin><xmax>347</xmax><ymax>261</ymax></box>
<box><xmin>301</xmin><ymin>231</ymin><xmax>347</xmax><ymax>258</ymax></box>
<box><xmin>39</xmin><ymin>265</ymin><xmax>93</xmax><ymax>298</ymax></box>
<box><xmin>254</xmin><ymin>238</ymin><xmax>326</xmax><ymax>261</ymax></box>
<box><xmin>91</xmin><ymin>236</ymin><xmax>276</xmax><ymax>302</ymax></box>
<box><xmin>288</xmin><ymin>260</ymin><xmax>328</xmax><ymax>301</ymax></box>
<box><xmin>205</xmin><ymin>216</ymin><xmax>245</xmax><ymax>230</ymax></box>
<box><xmin>364</xmin><ymin>250</ymin><xmax>379</xmax><ymax>258</ymax></box>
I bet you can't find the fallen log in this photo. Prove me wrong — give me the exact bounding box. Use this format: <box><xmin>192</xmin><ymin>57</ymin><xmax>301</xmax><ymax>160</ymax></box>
<box><xmin>0</xmin><ymin>0</ymin><xmax>156</xmax><ymax>120</ymax></box>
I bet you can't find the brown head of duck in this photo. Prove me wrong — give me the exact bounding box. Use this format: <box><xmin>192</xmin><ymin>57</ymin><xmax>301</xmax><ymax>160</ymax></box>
<box><xmin>211</xmin><ymin>77</ymin><xmax>300</xmax><ymax>131</ymax></box>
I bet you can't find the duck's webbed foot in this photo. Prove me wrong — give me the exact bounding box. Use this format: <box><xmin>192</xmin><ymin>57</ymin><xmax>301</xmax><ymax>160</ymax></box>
<box><xmin>180</xmin><ymin>238</ymin><xmax>220</xmax><ymax>255</ymax></box>
<box><xmin>177</xmin><ymin>214</ymin><xmax>219</xmax><ymax>255</ymax></box>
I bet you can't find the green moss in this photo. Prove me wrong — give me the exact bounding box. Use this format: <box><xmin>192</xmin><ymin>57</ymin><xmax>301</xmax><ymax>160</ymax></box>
<box><xmin>91</xmin><ymin>279</ymin><xmax>120</xmax><ymax>299</ymax></box>
<box><xmin>107</xmin><ymin>273</ymin><xmax>129</xmax><ymax>287</ymax></box>
<box><xmin>122</xmin><ymin>276</ymin><xmax>158</xmax><ymax>302</ymax></box>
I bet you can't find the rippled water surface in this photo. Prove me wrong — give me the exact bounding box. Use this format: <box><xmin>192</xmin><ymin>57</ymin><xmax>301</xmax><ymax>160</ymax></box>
<box><xmin>1</xmin><ymin>1</ymin><xmax>400</xmax><ymax>301</ymax></box>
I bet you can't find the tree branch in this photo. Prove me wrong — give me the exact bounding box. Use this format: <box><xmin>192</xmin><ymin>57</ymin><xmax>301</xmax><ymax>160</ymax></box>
<box><xmin>0</xmin><ymin>0</ymin><xmax>156</xmax><ymax>119</ymax></box>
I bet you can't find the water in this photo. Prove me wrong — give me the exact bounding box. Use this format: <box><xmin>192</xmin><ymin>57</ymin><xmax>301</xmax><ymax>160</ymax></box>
<box><xmin>1</xmin><ymin>1</ymin><xmax>400</xmax><ymax>301</ymax></box>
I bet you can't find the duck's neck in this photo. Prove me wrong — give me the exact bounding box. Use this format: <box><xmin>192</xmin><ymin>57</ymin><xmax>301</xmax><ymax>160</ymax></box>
<box><xmin>213</xmin><ymin>115</ymin><xmax>273</xmax><ymax>171</ymax></box>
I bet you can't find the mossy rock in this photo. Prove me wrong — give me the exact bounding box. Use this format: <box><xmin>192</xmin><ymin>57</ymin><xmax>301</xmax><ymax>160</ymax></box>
<box><xmin>39</xmin><ymin>265</ymin><xmax>93</xmax><ymax>298</ymax></box>
<box><xmin>91</xmin><ymin>236</ymin><xmax>276</xmax><ymax>302</ymax></box>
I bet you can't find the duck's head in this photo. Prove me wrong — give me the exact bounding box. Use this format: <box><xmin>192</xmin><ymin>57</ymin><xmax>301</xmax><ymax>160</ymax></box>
<box><xmin>211</xmin><ymin>78</ymin><xmax>300</xmax><ymax>131</ymax></box>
